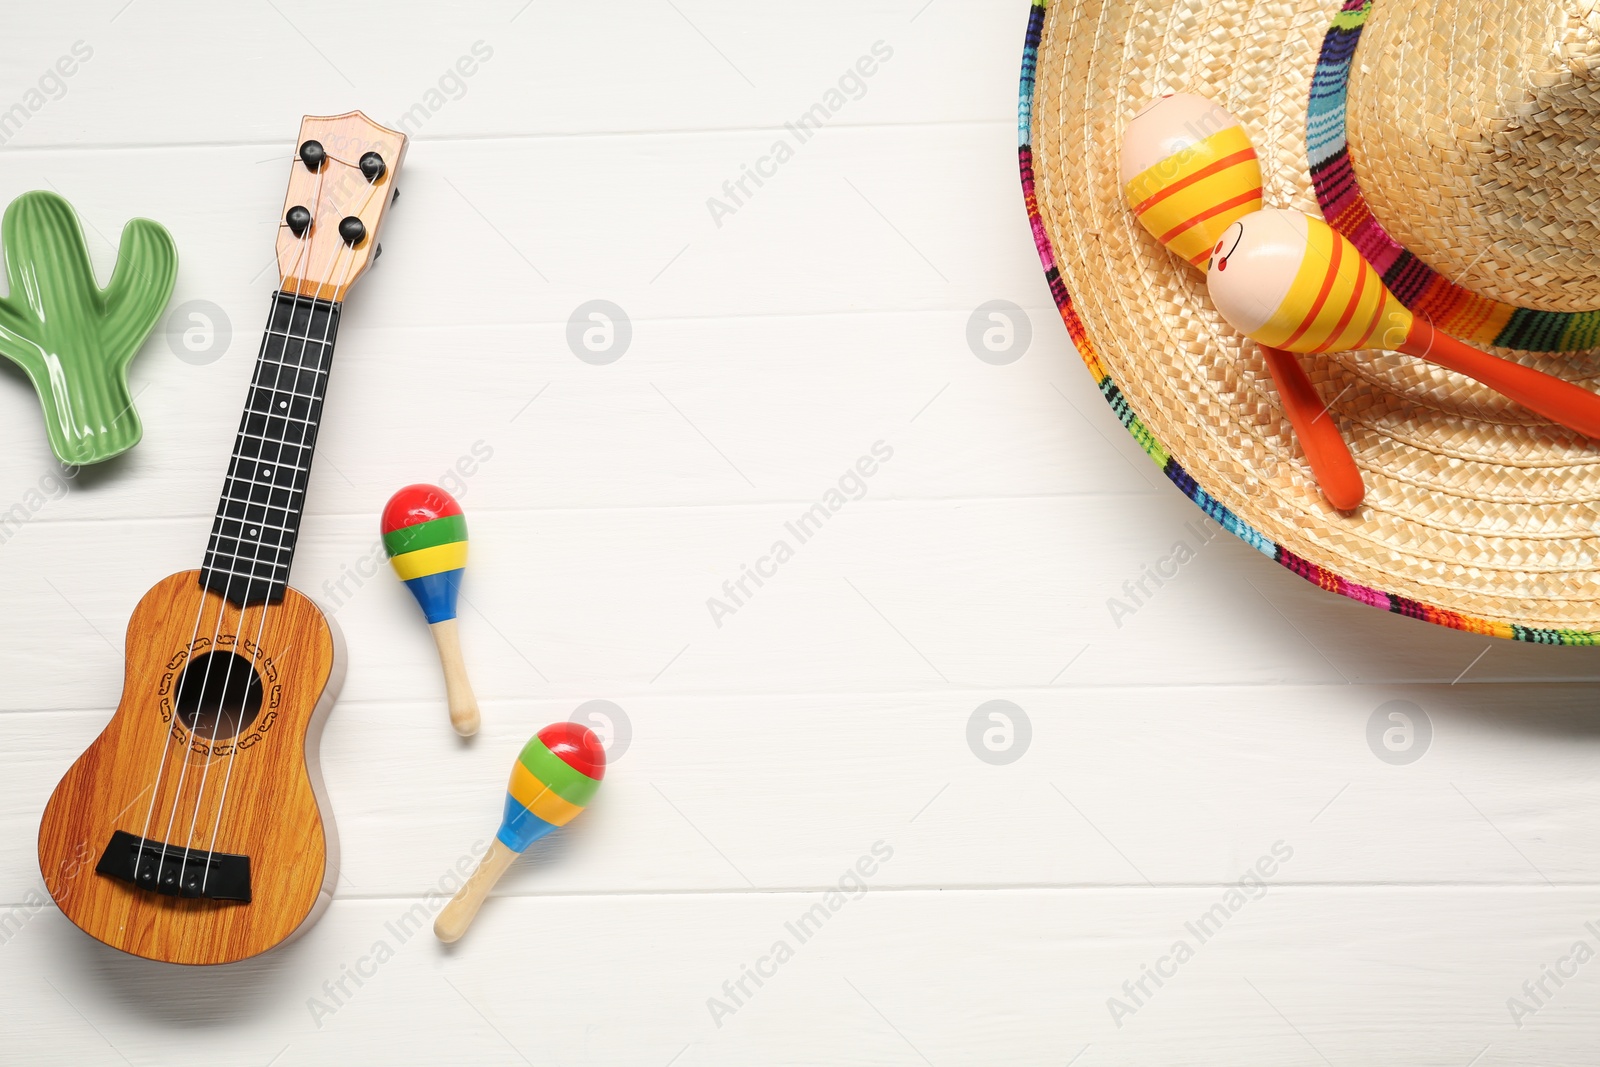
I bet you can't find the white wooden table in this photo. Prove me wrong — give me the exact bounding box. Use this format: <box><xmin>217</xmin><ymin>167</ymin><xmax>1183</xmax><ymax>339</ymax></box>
<box><xmin>2</xmin><ymin>2</ymin><xmax>1598</xmax><ymax>1063</ymax></box>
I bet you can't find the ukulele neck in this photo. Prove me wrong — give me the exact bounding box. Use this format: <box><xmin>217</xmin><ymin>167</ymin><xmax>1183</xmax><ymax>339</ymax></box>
<box><xmin>198</xmin><ymin>290</ymin><xmax>343</xmax><ymax>607</ymax></box>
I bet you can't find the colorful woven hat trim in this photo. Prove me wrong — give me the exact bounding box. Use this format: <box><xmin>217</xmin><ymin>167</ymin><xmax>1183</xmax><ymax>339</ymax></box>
<box><xmin>1017</xmin><ymin>0</ymin><xmax>1599</xmax><ymax>646</ymax></box>
<box><xmin>1308</xmin><ymin>0</ymin><xmax>1600</xmax><ymax>353</ymax></box>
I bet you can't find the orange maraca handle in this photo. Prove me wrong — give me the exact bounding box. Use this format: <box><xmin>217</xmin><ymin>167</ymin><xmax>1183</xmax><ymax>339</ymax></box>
<box><xmin>1400</xmin><ymin>320</ymin><xmax>1600</xmax><ymax>439</ymax></box>
<box><xmin>1259</xmin><ymin>345</ymin><xmax>1365</xmax><ymax>510</ymax></box>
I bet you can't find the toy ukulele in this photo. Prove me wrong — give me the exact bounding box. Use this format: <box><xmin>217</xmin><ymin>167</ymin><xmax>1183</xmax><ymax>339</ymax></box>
<box><xmin>382</xmin><ymin>484</ymin><xmax>480</xmax><ymax>736</ymax></box>
<box><xmin>435</xmin><ymin>723</ymin><xmax>606</xmax><ymax>943</ymax></box>
<box><xmin>37</xmin><ymin>113</ymin><xmax>406</xmax><ymax>965</ymax></box>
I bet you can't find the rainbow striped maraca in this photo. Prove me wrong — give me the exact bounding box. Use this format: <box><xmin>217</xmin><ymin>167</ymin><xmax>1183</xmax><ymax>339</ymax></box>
<box><xmin>1207</xmin><ymin>209</ymin><xmax>1600</xmax><ymax>439</ymax></box>
<box><xmin>434</xmin><ymin>722</ymin><xmax>606</xmax><ymax>943</ymax></box>
<box><xmin>382</xmin><ymin>484</ymin><xmax>480</xmax><ymax>736</ymax></box>
<box><xmin>1121</xmin><ymin>94</ymin><xmax>1364</xmax><ymax>510</ymax></box>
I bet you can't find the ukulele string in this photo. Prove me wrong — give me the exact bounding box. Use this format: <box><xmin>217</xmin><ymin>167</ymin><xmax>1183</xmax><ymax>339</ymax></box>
<box><xmin>192</xmin><ymin>242</ymin><xmax>358</xmax><ymax>893</ymax></box>
<box><xmin>143</xmin><ymin>590</ymin><xmax>231</xmax><ymax>885</ymax></box>
<box><xmin>172</xmin><ymin>176</ymin><xmax>341</xmax><ymax>890</ymax></box>
<box><xmin>175</xmin><ymin>260</ymin><xmax>326</xmax><ymax>883</ymax></box>
<box><xmin>193</xmin><ymin>167</ymin><xmax>381</xmax><ymax>893</ymax></box>
<box><xmin>135</xmin><ymin>159</ymin><xmax>326</xmax><ymax>883</ymax></box>
<box><xmin>162</xmin><ymin>262</ymin><xmax>325</xmax><ymax>886</ymax></box>
<box><xmin>135</xmin><ymin>591</ymin><xmax>218</xmax><ymax>877</ymax></box>
<box><xmin>160</xmin><ymin>155</ymin><xmax>331</xmax><ymax>886</ymax></box>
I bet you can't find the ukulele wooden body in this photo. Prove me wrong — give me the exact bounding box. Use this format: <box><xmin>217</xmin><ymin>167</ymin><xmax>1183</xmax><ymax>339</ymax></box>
<box><xmin>37</xmin><ymin>572</ymin><xmax>344</xmax><ymax>965</ymax></box>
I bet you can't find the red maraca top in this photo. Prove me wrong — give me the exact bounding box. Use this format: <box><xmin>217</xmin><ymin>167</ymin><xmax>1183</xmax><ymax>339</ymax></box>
<box><xmin>537</xmin><ymin>721</ymin><xmax>607</xmax><ymax>780</ymax></box>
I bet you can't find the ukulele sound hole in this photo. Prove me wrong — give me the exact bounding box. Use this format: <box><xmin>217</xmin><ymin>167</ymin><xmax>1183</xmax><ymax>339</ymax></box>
<box><xmin>174</xmin><ymin>651</ymin><xmax>264</xmax><ymax>740</ymax></box>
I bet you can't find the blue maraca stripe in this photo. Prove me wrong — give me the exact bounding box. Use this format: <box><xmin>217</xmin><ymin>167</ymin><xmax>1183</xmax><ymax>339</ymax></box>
<box><xmin>403</xmin><ymin>569</ymin><xmax>463</xmax><ymax>624</ymax></box>
<box><xmin>498</xmin><ymin>795</ymin><xmax>559</xmax><ymax>853</ymax></box>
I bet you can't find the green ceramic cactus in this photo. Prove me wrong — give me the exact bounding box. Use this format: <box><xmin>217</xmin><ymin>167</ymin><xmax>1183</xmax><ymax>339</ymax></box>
<box><xmin>0</xmin><ymin>190</ymin><xmax>177</xmax><ymax>465</ymax></box>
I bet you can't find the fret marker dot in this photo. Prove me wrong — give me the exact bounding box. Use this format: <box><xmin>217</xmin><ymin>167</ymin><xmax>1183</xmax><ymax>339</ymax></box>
<box><xmin>250</xmin><ymin>528</ymin><xmax>259</xmax><ymax>536</ymax></box>
<box><xmin>262</xmin><ymin>468</ymin><xmax>272</xmax><ymax>477</ymax></box>
<box><xmin>278</xmin><ymin>401</ymin><xmax>287</xmax><ymax>409</ymax></box>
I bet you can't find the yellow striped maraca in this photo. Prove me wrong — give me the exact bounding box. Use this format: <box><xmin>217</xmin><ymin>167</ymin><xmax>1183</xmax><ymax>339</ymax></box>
<box><xmin>1207</xmin><ymin>209</ymin><xmax>1600</xmax><ymax>438</ymax></box>
<box><xmin>1121</xmin><ymin>94</ymin><xmax>1364</xmax><ymax>509</ymax></box>
<box><xmin>1120</xmin><ymin>93</ymin><xmax>1263</xmax><ymax>268</ymax></box>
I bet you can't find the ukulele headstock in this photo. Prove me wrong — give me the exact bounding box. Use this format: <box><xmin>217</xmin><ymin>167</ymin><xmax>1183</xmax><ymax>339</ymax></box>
<box><xmin>275</xmin><ymin>111</ymin><xmax>407</xmax><ymax>303</ymax></box>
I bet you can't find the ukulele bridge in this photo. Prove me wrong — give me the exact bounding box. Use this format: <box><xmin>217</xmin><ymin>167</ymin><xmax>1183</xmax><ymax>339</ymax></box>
<box><xmin>95</xmin><ymin>830</ymin><xmax>252</xmax><ymax>903</ymax></box>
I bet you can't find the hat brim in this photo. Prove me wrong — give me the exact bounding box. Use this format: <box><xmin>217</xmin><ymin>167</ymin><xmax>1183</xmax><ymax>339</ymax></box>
<box><xmin>1020</xmin><ymin>0</ymin><xmax>1600</xmax><ymax>643</ymax></box>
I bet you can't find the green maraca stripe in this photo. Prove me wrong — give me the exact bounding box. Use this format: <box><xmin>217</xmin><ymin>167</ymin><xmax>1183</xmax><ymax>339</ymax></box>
<box><xmin>517</xmin><ymin>738</ymin><xmax>601</xmax><ymax>806</ymax></box>
<box><xmin>383</xmin><ymin>513</ymin><xmax>468</xmax><ymax>558</ymax></box>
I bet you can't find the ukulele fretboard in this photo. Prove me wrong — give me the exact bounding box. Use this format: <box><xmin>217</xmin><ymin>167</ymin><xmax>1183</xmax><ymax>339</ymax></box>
<box><xmin>199</xmin><ymin>291</ymin><xmax>342</xmax><ymax>606</ymax></box>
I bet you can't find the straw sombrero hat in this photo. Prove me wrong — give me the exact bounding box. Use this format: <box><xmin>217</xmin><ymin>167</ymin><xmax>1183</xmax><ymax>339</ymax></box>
<box><xmin>1020</xmin><ymin>0</ymin><xmax>1600</xmax><ymax>642</ymax></box>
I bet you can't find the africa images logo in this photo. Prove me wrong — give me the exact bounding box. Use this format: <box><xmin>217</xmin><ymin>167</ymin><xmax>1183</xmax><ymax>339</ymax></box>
<box><xmin>705</xmin><ymin>441</ymin><xmax>893</xmax><ymax>628</ymax></box>
<box><xmin>705</xmin><ymin>841</ymin><xmax>894</xmax><ymax>1029</ymax></box>
<box><xmin>704</xmin><ymin>41</ymin><xmax>894</xmax><ymax>228</ymax></box>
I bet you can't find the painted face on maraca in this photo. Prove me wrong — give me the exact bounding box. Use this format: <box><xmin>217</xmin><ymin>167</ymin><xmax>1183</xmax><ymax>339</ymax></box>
<box><xmin>1120</xmin><ymin>93</ymin><xmax>1264</xmax><ymax>269</ymax></box>
<box><xmin>1208</xmin><ymin>221</ymin><xmax>1244</xmax><ymax>273</ymax></box>
<box><xmin>1205</xmin><ymin>208</ymin><xmax>1406</xmax><ymax>354</ymax></box>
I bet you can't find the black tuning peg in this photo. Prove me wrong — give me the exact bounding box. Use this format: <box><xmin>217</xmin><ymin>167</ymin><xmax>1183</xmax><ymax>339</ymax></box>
<box><xmin>298</xmin><ymin>140</ymin><xmax>326</xmax><ymax>172</ymax></box>
<box><xmin>338</xmin><ymin>216</ymin><xmax>367</xmax><ymax>246</ymax></box>
<box><xmin>285</xmin><ymin>205</ymin><xmax>311</xmax><ymax>237</ymax></box>
<box><xmin>359</xmin><ymin>151</ymin><xmax>386</xmax><ymax>183</ymax></box>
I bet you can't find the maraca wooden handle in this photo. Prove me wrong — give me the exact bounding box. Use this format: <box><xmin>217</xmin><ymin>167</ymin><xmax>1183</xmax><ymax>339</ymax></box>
<box><xmin>434</xmin><ymin>839</ymin><xmax>518</xmax><ymax>943</ymax></box>
<box><xmin>429</xmin><ymin>619</ymin><xmax>480</xmax><ymax>736</ymax></box>
<box><xmin>1260</xmin><ymin>345</ymin><xmax>1365</xmax><ymax>510</ymax></box>
<box><xmin>1401</xmin><ymin>320</ymin><xmax>1600</xmax><ymax>439</ymax></box>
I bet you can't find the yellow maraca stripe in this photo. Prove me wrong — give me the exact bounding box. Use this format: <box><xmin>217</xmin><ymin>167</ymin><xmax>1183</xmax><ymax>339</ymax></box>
<box><xmin>1320</xmin><ymin>253</ymin><xmax>1386</xmax><ymax>353</ymax></box>
<box><xmin>1254</xmin><ymin>216</ymin><xmax>1409</xmax><ymax>354</ymax></box>
<box><xmin>1134</xmin><ymin>150</ymin><xmax>1257</xmax><ymax>218</ymax></box>
<box><xmin>389</xmin><ymin>540</ymin><xmax>468</xmax><ymax>581</ymax></box>
<box><xmin>1251</xmin><ymin>223</ymin><xmax>1332</xmax><ymax>349</ymax></box>
<box><xmin>508</xmin><ymin>760</ymin><xmax>585</xmax><ymax>826</ymax></box>
<box><xmin>1124</xmin><ymin>125</ymin><xmax>1262</xmax><ymax>266</ymax></box>
<box><xmin>1280</xmin><ymin>224</ymin><xmax>1347</xmax><ymax>350</ymax></box>
<box><xmin>1319</xmin><ymin>248</ymin><xmax>1369</xmax><ymax>350</ymax></box>
<box><xmin>1166</xmin><ymin>189</ymin><xmax>1263</xmax><ymax>265</ymax></box>
<box><xmin>1337</xmin><ymin>254</ymin><xmax>1401</xmax><ymax>350</ymax></box>
<box><xmin>1123</xmin><ymin>125</ymin><xmax>1256</xmax><ymax>204</ymax></box>
<box><xmin>1346</xmin><ymin>292</ymin><xmax>1389</xmax><ymax>351</ymax></box>
<box><xmin>1314</xmin><ymin>224</ymin><xmax>1404</xmax><ymax>353</ymax></box>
